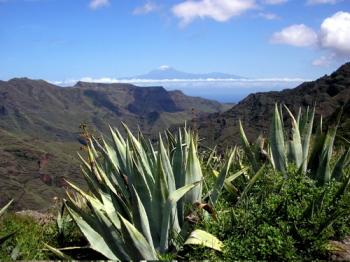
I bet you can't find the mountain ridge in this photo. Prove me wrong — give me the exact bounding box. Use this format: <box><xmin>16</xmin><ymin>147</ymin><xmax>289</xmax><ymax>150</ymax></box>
<box><xmin>197</xmin><ymin>62</ymin><xmax>350</xmax><ymax>147</ymax></box>
<box><xmin>0</xmin><ymin>78</ymin><xmax>229</xmax><ymax>210</ymax></box>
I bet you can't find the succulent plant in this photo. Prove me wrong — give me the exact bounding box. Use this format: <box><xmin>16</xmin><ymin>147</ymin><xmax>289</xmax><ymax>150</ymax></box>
<box><xmin>56</xmin><ymin>125</ymin><xmax>223</xmax><ymax>260</ymax></box>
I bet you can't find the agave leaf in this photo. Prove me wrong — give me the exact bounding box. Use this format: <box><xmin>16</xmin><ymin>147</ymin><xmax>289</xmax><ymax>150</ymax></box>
<box><xmin>125</xmin><ymin>140</ymin><xmax>153</xmax><ymax>215</ymax></box>
<box><xmin>159</xmin><ymin>182</ymin><xmax>198</xmax><ymax>253</ymax></box>
<box><xmin>239</xmin><ymin>165</ymin><xmax>266</xmax><ymax>202</ymax></box>
<box><xmin>150</xmin><ymin>155</ymin><xmax>169</xmax><ymax>248</ymax></box>
<box><xmin>184</xmin><ymin>229</ymin><xmax>224</xmax><ymax>252</ymax></box>
<box><xmin>65</xmin><ymin>201</ymin><xmax>127</xmax><ymax>260</ymax></box>
<box><xmin>0</xmin><ymin>232</ymin><xmax>16</xmax><ymax>245</ymax></box>
<box><xmin>284</xmin><ymin>105</ymin><xmax>303</xmax><ymax>168</ymax></box>
<box><xmin>44</xmin><ymin>243</ymin><xmax>72</xmax><ymax>260</ymax></box>
<box><xmin>317</xmin><ymin>115</ymin><xmax>323</xmax><ymax>135</ymax></box>
<box><xmin>224</xmin><ymin>167</ymin><xmax>249</xmax><ymax>192</ymax></box>
<box><xmin>159</xmin><ymin>134</ymin><xmax>176</xmax><ymax>194</ymax></box>
<box><xmin>99</xmin><ymin>189</ymin><xmax>122</xmax><ymax>230</ymax></box>
<box><xmin>94</xmin><ymin>162</ymin><xmax>119</xmax><ymax>196</ymax></box>
<box><xmin>331</xmin><ymin>172</ymin><xmax>350</xmax><ymax>209</ymax></box>
<box><xmin>123</xmin><ymin>122</ymin><xmax>142</xmax><ymax>151</ymax></box>
<box><xmin>98</xmin><ymin>138</ymin><xmax>130</xmax><ymax>198</ymax></box>
<box><xmin>66</xmin><ymin>180</ymin><xmax>105</xmax><ymax>211</ymax></box>
<box><xmin>185</xmin><ymin>138</ymin><xmax>203</xmax><ymax>203</ymax></box>
<box><xmin>209</xmin><ymin>148</ymin><xmax>235</xmax><ymax>206</ymax></box>
<box><xmin>270</xmin><ymin>104</ymin><xmax>287</xmax><ymax>174</ymax></box>
<box><xmin>172</xmin><ymin>129</ymin><xmax>186</xmax><ymax>225</ymax></box>
<box><xmin>130</xmin><ymin>130</ymin><xmax>155</xmax><ymax>187</ymax></box>
<box><xmin>316</xmin><ymin>128</ymin><xmax>336</xmax><ymax>185</ymax></box>
<box><xmin>296</xmin><ymin>107</ymin><xmax>302</xmax><ymax>127</ymax></box>
<box><xmin>318</xmin><ymin>209</ymin><xmax>345</xmax><ymax>236</ymax></box>
<box><xmin>130</xmin><ymin>186</ymin><xmax>154</xmax><ymax>249</ymax></box>
<box><xmin>239</xmin><ymin>120</ymin><xmax>259</xmax><ymax>172</ymax></box>
<box><xmin>0</xmin><ymin>199</ymin><xmax>13</xmax><ymax>217</ymax></box>
<box><xmin>206</xmin><ymin>146</ymin><xmax>217</xmax><ymax>167</ymax></box>
<box><xmin>109</xmin><ymin>126</ymin><xmax>127</xmax><ymax>172</ymax></box>
<box><xmin>332</xmin><ymin>148</ymin><xmax>350</xmax><ymax>180</ymax></box>
<box><xmin>159</xmin><ymin>135</ymin><xmax>181</xmax><ymax>233</ymax></box>
<box><xmin>301</xmin><ymin>107</ymin><xmax>315</xmax><ymax>173</ymax></box>
<box><xmin>109</xmin><ymin>188</ymin><xmax>132</xmax><ymax>221</ymax></box>
<box><xmin>118</xmin><ymin>214</ymin><xmax>158</xmax><ymax>260</ymax></box>
<box><xmin>299</xmin><ymin>106</ymin><xmax>310</xmax><ymax>133</ymax></box>
<box><xmin>172</xmin><ymin>128</ymin><xmax>185</xmax><ymax>189</ymax></box>
<box><xmin>308</xmin><ymin>133</ymin><xmax>327</xmax><ymax>177</ymax></box>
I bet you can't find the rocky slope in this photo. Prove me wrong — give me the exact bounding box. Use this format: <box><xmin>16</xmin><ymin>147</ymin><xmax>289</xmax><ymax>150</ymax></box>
<box><xmin>197</xmin><ymin>62</ymin><xmax>350</xmax><ymax>147</ymax></box>
<box><xmin>0</xmin><ymin>78</ymin><xmax>229</xmax><ymax>210</ymax></box>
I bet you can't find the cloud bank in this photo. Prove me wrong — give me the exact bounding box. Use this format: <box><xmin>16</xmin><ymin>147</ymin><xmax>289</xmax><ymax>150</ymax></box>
<box><xmin>52</xmin><ymin>77</ymin><xmax>307</xmax><ymax>88</ymax></box>
<box><xmin>51</xmin><ymin>76</ymin><xmax>307</xmax><ymax>103</ymax></box>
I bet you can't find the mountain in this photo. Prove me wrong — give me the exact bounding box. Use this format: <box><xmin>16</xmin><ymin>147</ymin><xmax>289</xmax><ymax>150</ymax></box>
<box><xmin>197</xmin><ymin>62</ymin><xmax>350</xmax><ymax>147</ymax></box>
<box><xmin>0</xmin><ymin>78</ymin><xmax>229</xmax><ymax>210</ymax></box>
<box><xmin>126</xmin><ymin>66</ymin><xmax>243</xmax><ymax>80</ymax></box>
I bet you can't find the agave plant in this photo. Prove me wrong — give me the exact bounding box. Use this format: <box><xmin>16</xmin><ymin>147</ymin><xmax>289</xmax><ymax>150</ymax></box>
<box><xmin>0</xmin><ymin>200</ymin><xmax>15</xmax><ymax>246</ymax></box>
<box><xmin>240</xmin><ymin>104</ymin><xmax>350</xmax><ymax>185</ymax></box>
<box><xmin>60</xmin><ymin>125</ymin><xmax>222</xmax><ymax>260</ymax></box>
<box><xmin>269</xmin><ymin>104</ymin><xmax>315</xmax><ymax>175</ymax></box>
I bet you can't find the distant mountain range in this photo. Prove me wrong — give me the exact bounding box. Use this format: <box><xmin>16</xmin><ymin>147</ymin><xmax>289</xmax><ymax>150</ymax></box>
<box><xmin>197</xmin><ymin>62</ymin><xmax>350</xmax><ymax>147</ymax></box>
<box><xmin>124</xmin><ymin>66</ymin><xmax>244</xmax><ymax>80</ymax></box>
<box><xmin>0</xmin><ymin>79</ymin><xmax>230</xmax><ymax>210</ymax></box>
<box><xmin>1</xmin><ymin>62</ymin><xmax>349</xmax><ymax>211</ymax></box>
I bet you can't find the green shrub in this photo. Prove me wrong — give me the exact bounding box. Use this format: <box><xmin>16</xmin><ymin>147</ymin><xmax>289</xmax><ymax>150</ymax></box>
<box><xmin>0</xmin><ymin>213</ymin><xmax>56</xmax><ymax>260</ymax></box>
<box><xmin>191</xmin><ymin>166</ymin><xmax>350</xmax><ymax>260</ymax></box>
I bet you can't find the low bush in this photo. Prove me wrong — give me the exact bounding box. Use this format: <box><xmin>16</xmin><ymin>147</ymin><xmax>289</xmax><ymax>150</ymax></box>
<box><xmin>191</xmin><ymin>166</ymin><xmax>350</xmax><ymax>260</ymax></box>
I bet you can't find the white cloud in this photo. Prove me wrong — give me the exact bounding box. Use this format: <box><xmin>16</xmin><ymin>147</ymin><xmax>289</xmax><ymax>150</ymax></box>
<box><xmin>258</xmin><ymin>12</ymin><xmax>280</xmax><ymax>20</ymax></box>
<box><xmin>270</xmin><ymin>11</ymin><xmax>350</xmax><ymax>66</ymax></box>
<box><xmin>172</xmin><ymin>0</ymin><xmax>256</xmax><ymax>26</ymax></box>
<box><xmin>270</xmin><ymin>24</ymin><xmax>318</xmax><ymax>47</ymax></box>
<box><xmin>52</xmin><ymin>77</ymin><xmax>307</xmax><ymax>88</ymax></box>
<box><xmin>262</xmin><ymin>0</ymin><xmax>288</xmax><ymax>5</ymax></box>
<box><xmin>133</xmin><ymin>1</ymin><xmax>159</xmax><ymax>15</ymax></box>
<box><xmin>306</xmin><ymin>0</ymin><xmax>339</xmax><ymax>5</ymax></box>
<box><xmin>89</xmin><ymin>0</ymin><xmax>110</xmax><ymax>10</ymax></box>
<box><xmin>319</xmin><ymin>11</ymin><xmax>350</xmax><ymax>55</ymax></box>
<box><xmin>312</xmin><ymin>53</ymin><xmax>336</xmax><ymax>67</ymax></box>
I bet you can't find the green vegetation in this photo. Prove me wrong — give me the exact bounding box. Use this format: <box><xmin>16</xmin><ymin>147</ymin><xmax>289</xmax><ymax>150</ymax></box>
<box><xmin>0</xmin><ymin>200</ymin><xmax>14</xmax><ymax>247</ymax></box>
<box><xmin>1</xmin><ymin>104</ymin><xmax>349</xmax><ymax>260</ymax></box>
<box><xmin>0</xmin><ymin>213</ymin><xmax>56</xmax><ymax>260</ymax></box>
<box><xmin>47</xmin><ymin>125</ymin><xmax>224</xmax><ymax>260</ymax></box>
<box><xmin>0</xmin><ymin>78</ymin><xmax>229</xmax><ymax>211</ymax></box>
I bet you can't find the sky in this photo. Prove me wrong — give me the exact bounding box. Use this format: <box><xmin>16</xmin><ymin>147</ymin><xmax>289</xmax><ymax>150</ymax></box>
<box><xmin>0</xmin><ymin>0</ymin><xmax>350</xmax><ymax>101</ymax></box>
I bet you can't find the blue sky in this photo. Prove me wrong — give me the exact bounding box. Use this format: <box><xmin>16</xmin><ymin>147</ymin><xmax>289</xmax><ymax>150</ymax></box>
<box><xmin>0</xmin><ymin>0</ymin><xmax>349</xmax><ymax>83</ymax></box>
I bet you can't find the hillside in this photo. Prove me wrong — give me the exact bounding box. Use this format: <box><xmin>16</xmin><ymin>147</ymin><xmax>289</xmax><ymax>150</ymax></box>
<box><xmin>0</xmin><ymin>78</ymin><xmax>229</xmax><ymax>210</ymax></box>
<box><xmin>197</xmin><ymin>62</ymin><xmax>350</xmax><ymax>147</ymax></box>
